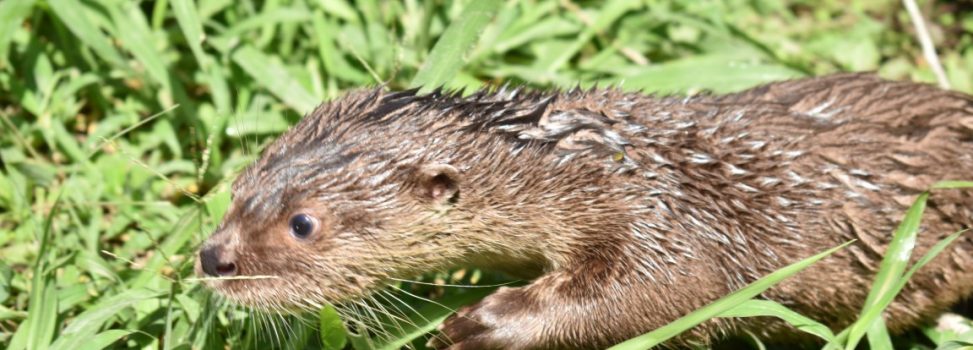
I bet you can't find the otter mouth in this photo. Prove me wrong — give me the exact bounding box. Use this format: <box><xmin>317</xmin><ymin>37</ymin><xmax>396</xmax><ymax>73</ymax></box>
<box><xmin>193</xmin><ymin>239</ymin><xmax>392</xmax><ymax>314</ymax></box>
<box><xmin>193</xmin><ymin>258</ymin><xmax>294</xmax><ymax>311</ymax></box>
<box><xmin>195</xmin><ymin>259</ymin><xmax>379</xmax><ymax>313</ymax></box>
<box><xmin>201</xmin><ymin>275</ymin><xmax>309</xmax><ymax>313</ymax></box>
<box><xmin>193</xmin><ymin>244</ymin><xmax>302</xmax><ymax>311</ymax></box>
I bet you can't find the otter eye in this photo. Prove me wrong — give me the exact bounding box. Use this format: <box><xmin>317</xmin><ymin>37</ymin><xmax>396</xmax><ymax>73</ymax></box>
<box><xmin>289</xmin><ymin>214</ymin><xmax>316</xmax><ymax>239</ymax></box>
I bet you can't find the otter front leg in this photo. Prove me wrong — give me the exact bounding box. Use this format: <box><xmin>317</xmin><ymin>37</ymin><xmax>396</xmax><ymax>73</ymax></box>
<box><xmin>427</xmin><ymin>265</ymin><xmax>731</xmax><ymax>350</ymax></box>
<box><xmin>426</xmin><ymin>285</ymin><xmax>542</xmax><ymax>350</ymax></box>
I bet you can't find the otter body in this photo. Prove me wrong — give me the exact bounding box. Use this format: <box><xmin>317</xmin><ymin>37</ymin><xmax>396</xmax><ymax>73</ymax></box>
<box><xmin>198</xmin><ymin>73</ymin><xmax>973</xmax><ymax>349</ymax></box>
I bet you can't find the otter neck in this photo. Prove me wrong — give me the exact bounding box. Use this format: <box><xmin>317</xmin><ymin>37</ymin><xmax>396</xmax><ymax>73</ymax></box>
<box><xmin>448</xmin><ymin>145</ymin><xmax>637</xmax><ymax>276</ymax></box>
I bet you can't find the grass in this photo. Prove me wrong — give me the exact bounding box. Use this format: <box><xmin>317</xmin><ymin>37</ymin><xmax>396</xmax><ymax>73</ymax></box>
<box><xmin>1</xmin><ymin>0</ymin><xmax>973</xmax><ymax>349</ymax></box>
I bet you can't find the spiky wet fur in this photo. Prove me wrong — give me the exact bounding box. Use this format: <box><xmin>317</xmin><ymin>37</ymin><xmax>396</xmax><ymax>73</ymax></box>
<box><xmin>198</xmin><ymin>73</ymin><xmax>973</xmax><ymax>349</ymax></box>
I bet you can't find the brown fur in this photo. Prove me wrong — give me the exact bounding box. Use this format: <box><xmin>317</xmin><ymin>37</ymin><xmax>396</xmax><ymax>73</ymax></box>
<box><xmin>197</xmin><ymin>73</ymin><xmax>973</xmax><ymax>349</ymax></box>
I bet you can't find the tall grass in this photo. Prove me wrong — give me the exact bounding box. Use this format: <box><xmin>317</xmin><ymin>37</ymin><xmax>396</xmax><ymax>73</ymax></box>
<box><xmin>1</xmin><ymin>0</ymin><xmax>972</xmax><ymax>349</ymax></box>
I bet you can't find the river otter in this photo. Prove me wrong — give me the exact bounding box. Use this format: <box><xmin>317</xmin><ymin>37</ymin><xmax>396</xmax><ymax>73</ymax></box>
<box><xmin>196</xmin><ymin>73</ymin><xmax>973</xmax><ymax>349</ymax></box>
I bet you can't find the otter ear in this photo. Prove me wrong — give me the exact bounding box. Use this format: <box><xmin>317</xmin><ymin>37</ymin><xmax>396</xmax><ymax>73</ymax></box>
<box><xmin>415</xmin><ymin>163</ymin><xmax>461</xmax><ymax>204</ymax></box>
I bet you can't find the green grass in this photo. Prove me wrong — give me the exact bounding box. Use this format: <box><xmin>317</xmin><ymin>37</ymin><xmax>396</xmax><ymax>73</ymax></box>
<box><xmin>1</xmin><ymin>0</ymin><xmax>973</xmax><ymax>349</ymax></box>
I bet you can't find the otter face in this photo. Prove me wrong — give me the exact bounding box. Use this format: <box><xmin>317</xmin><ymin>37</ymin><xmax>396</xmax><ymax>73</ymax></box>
<box><xmin>195</xmin><ymin>146</ymin><xmax>466</xmax><ymax>312</ymax></box>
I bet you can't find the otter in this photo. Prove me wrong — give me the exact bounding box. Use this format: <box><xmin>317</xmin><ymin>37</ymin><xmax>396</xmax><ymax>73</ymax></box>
<box><xmin>196</xmin><ymin>73</ymin><xmax>973</xmax><ymax>349</ymax></box>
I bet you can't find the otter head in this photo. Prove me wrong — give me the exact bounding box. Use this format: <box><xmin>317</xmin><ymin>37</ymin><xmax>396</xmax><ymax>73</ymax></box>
<box><xmin>194</xmin><ymin>90</ymin><xmax>494</xmax><ymax>312</ymax></box>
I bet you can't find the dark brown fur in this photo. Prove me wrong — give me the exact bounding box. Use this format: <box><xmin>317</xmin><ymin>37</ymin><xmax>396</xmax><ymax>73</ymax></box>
<box><xmin>197</xmin><ymin>73</ymin><xmax>973</xmax><ymax>349</ymax></box>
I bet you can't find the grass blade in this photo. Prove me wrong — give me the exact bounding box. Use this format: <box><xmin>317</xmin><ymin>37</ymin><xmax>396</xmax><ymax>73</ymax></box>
<box><xmin>75</xmin><ymin>330</ymin><xmax>137</xmax><ymax>350</ymax></box>
<box><xmin>857</xmin><ymin>228</ymin><xmax>967</xmax><ymax>348</ymax></box>
<box><xmin>937</xmin><ymin>340</ymin><xmax>973</xmax><ymax>350</ymax></box>
<box><xmin>109</xmin><ymin>2</ymin><xmax>170</xmax><ymax>89</ymax></box>
<box><xmin>311</xmin><ymin>12</ymin><xmax>369</xmax><ymax>84</ymax></box>
<box><xmin>409</xmin><ymin>0</ymin><xmax>502</xmax><ymax>91</ymax></box>
<box><xmin>608</xmin><ymin>241</ymin><xmax>853</xmax><ymax>350</ymax></box>
<box><xmin>49</xmin><ymin>288</ymin><xmax>163</xmax><ymax>350</ymax></box>
<box><xmin>0</xmin><ymin>0</ymin><xmax>34</xmax><ymax>68</ymax></box>
<box><xmin>47</xmin><ymin>0</ymin><xmax>126</xmax><ymax>68</ymax></box>
<box><xmin>11</xmin><ymin>277</ymin><xmax>57</xmax><ymax>350</ymax></box>
<box><xmin>7</xmin><ymin>196</ymin><xmax>63</xmax><ymax>350</ymax></box>
<box><xmin>845</xmin><ymin>192</ymin><xmax>929</xmax><ymax>349</ymax></box>
<box><xmin>717</xmin><ymin>299</ymin><xmax>835</xmax><ymax>342</ymax></box>
<box><xmin>221</xmin><ymin>8</ymin><xmax>311</xmax><ymax>38</ymax></box>
<box><xmin>932</xmin><ymin>181</ymin><xmax>973</xmax><ymax>189</ymax></box>
<box><xmin>129</xmin><ymin>209</ymin><xmax>200</xmax><ymax>288</ymax></box>
<box><xmin>232</xmin><ymin>45</ymin><xmax>319</xmax><ymax>113</ymax></box>
<box><xmin>7</xmin><ymin>274</ymin><xmax>57</xmax><ymax>350</ymax></box>
<box><xmin>896</xmin><ymin>229</ymin><xmax>969</xmax><ymax>296</ymax></box>
<box><xmin>169</xmin><ymin>0</ymin><xmax>208</xmax><ymax>67</ymax></box>
<box><xmin>609</xmin><ymin>54</ymin><xmax>804</xmax><ymax>94</ymax></box>
<box><xmin>545</xmin><ymin>0</ymin><xmax>639</xmax><ymax>73</ymax></box>
<box><xmin>866</xmin><ymin>317</ymin><xmax>894</xmax><ymax>350</ymax></box>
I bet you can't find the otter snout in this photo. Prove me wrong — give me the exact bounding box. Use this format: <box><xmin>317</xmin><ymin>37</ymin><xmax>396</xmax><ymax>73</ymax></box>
<box><xmin>198</xmin><ymin>245</ymin><xmax>237</xmax><ymax>277</ymax></box>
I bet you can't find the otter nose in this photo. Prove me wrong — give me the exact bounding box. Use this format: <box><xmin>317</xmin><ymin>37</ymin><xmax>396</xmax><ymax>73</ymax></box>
<box><xmin>199</xmin><ymin>246</ymin><xmax>237</xmax><ymax>277</ymax></box>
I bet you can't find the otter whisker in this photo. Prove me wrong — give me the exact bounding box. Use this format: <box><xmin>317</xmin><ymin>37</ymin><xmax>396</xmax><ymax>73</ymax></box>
<box><xmin>365</xmin><ymin>293</ymin><xmax>413</xmax><ymax>336</ymax></box>
<box><xmin>279</xmin><ymin>313</ymin><xmax>295</xmax><ymax>348</ymax></box>
<box><xmin>266</xmin><ymin>310</ymin><xmax>282</xmax><ymax>348</ymax></box>
<box><xmin>349</xmin><ymin>297</ymin><xmax>402</xmax><ymax>341</ymax></box>
<box><xmin>377</xmin><ymin>288</ymin><xmax>454</xmax><ymax>348</ymax></box>
<box><xmin>254</xmin><ymin>310</ymin><xmax>270</xmax><ymax>346</ymax></box>
<box><xmin>275</xmin><ymin>310</ymin><xmax>297</xmax><ymax>346</ymax></box>
<box><xmin>298</xmin><ymin>296</ymin><xmax>324</xmax><ymax>312</ymax></box>
<box><xmin>185</xmin><ymin>275</ymin><xmax>280</xmax><ymax>282</ymax></box>
<box><xmin>372</xmin><ymin>292</ymin><xmax>425</xmax><ymax>350</ymax></box>
<box><xmin>264</xmin><ymin>311</ymin><xmax>279</xmax><ymax>347</ymax></box>
<box><xmin>387</xmin><ymin>284</ymin><xmax>460</xmax><ymax>314</ymax></box>
<box><xmin>375</xmin><ymin>289</ymin><xmax>426</xmax><ymax>324</ymax></box>
<box><xmin>342</xmin><ymin>300</ymin><xmax>392</xmax><ymax>342</ymax></box>
<box><xmin>367</xmin><ymin>294</ymin><xmax>412</xmax><ymax>345</ymax></box>
<box><xmin>271</xmin><ymin>307</ymin><xmax>288</xmax><ymax>348</ymax></box>
<box><xmin>331</xmin><ymin>303</ymin><xmax>362</xmax><ymax>333</ymax></box>
<box><xmin>244</xmin><ymin>306</ymin><xmax>256</xmax><ymax>345</ymax></box>
<box><xmin>370</xmin><ymin>290</ymin><xmax>427</xmax><ymax>336</ymax></box>
<box><xmin>388</xmin><ymin>276</ymin><xmax>520</xmax><ymax>288</ymax></box>
<box><xmin>342</xmin><ymin>300</ymin><xmax>384</xmax><ymax>341</ymax></box>
<box><xmin>347</xmin><ymin>319</ymin><xmax>380</xmax><ymax>349</ymax></box>
<box><xmin>336</xmin><ymin>303</ymin><xmax>386</xmax><ymax>344</ymax></box>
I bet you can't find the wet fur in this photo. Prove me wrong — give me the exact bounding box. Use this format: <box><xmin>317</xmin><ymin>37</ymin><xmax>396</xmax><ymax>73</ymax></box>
<box><xmin>199</xmin><ymin>73</ymin><xmax>973</xmax><ymax>349</ymax></box>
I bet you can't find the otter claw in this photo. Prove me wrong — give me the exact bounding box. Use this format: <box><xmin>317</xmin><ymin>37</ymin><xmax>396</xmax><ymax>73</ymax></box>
<box><xmin>427</xmin><ymin>305</ymin><xmax>494</xmax><ymax>349</ymax></box>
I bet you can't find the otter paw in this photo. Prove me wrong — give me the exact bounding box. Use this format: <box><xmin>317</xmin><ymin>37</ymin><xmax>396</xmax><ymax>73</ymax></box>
<box><xmin>425</xmin><ymin>287</ymin><xmax>532</xmax><ymax>350</ymax></box>
<box><xmin>425</xmin><ymin>304</ymin><xmax>494</xmax><ymax>350</ymax></box>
